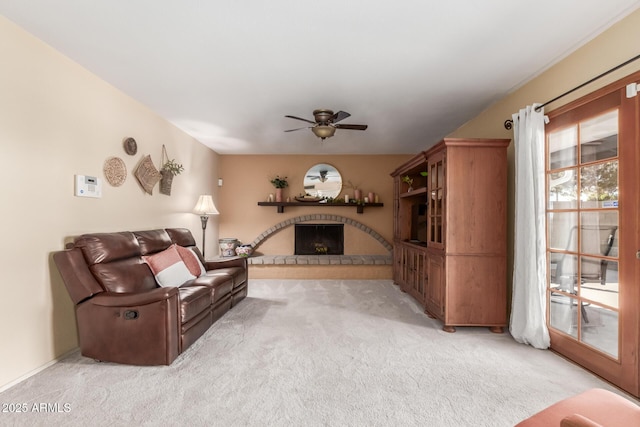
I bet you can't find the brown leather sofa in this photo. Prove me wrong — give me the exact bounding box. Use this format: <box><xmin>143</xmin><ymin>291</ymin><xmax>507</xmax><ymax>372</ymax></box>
<box><xmin>53</xmin><ymin>228</ymin><xmax>247</xmax><ymax>366</ymax></box>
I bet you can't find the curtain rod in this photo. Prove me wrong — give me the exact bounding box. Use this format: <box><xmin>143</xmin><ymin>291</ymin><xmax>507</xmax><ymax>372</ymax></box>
<box><xmin>504</xmin><ymin>53</ymin><xmax>640</xmax><ymax>130</ymax></box>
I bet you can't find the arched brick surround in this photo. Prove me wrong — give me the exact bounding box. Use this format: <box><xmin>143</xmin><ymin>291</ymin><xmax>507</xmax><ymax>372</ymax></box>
<box><xmin>250</xmin><ymin>214</ymin><xmax>393</xmax><ymax>253</ymax></box>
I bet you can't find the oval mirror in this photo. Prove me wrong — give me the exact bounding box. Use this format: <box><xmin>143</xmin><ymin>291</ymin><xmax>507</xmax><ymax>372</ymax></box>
<box><xmin>303</xmin><ymin>163</ymin><xmax>342</xmax><ymax>199</ymax></box>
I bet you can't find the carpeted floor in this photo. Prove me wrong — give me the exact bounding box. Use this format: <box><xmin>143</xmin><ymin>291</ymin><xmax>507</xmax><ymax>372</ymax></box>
<box><xmin>0</xmin><ymin>279</ymin><xmax>626</xmax><ymax>426</ymax></box>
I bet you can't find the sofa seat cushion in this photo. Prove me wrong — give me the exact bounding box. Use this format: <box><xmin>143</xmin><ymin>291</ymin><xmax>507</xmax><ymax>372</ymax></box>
<box><xmin>205</xmin><ymin>267</ymin><xmax>246</xmax><ymax>288</ymax></box>
<box><xmin>190</xmin><ymin>274</ymin><xmax>234</xmax><ymax>303</ymax></box>
<box><xmin>178</xmin><ymin>285</ymin><xmax>212</xmax><ymax>324</ymax></box>
<box><xmin>516</xmin><ymin>388</ymin><xmax>640</xmax><ymax>427</ymax></box>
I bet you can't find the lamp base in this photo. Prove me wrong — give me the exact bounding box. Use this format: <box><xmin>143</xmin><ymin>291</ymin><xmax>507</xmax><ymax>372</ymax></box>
<box><xmin>200</xmin><ymin>215</ymin><xmax>209</xmax><ymax>257</ymax></box>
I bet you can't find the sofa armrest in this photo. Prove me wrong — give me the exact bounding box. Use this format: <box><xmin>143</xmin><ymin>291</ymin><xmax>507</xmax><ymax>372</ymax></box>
<box><xmin>75</xmin><ymin>286</ymin><xmax>181</xmax><ymax>365</ymax></box>
<box><xmin>89</xmin><ymin>287</ymin><xmax>178</xmax><ymax>307</ymax></box>
<box><xmin>204</xmin><ymin>257</ymin><xmax>247</xmax><ymax>271</ymax></box>
<box><xmin>561</xmin><ymin>414</ymin><xmax>603</xmax><ymax>427</ymax></box>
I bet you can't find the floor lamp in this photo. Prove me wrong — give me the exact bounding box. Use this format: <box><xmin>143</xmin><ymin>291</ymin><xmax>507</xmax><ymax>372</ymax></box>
<box><xmin>193</xmin><ymin>195</ymin><xmax>219</xmax><ymax>258</ymax></box>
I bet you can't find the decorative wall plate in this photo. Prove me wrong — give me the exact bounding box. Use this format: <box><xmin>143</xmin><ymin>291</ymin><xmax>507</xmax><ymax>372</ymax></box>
<box><xmin>104</xmin><ymin>157</ymin><xmax>127</xmax><ymax>187</ymax></box>
<box><xmin>123</xmin><ymin>137</ymin><xmax>137</xmax><ymax>155</ymax></box>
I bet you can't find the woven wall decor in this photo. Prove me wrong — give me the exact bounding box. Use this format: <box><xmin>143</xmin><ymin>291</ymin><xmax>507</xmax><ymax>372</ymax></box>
<box><xmin>133</xmin><ymin>155</ymin><xmax>161</xmax><ymax>194</ymax></box>
<box><xmin>103</xmin><ymin>157</ymin><xmax>127</xmax><ymax>187</ymax></box>
<box><xmin>123</xmin><ymin>137</ymin><xmax>137</xmax><ymax>155</ymax></box>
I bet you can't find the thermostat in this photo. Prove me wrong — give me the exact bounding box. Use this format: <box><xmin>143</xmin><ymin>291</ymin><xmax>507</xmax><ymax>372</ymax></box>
<box><xmin>75</xmin><ymin>175</ymin><xmax>103</xmax><ymax>198</ymax></box>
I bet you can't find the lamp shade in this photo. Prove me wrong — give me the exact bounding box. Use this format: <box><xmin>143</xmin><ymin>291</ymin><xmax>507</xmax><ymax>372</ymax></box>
<box><xmin>311</xmin><ymin>125</ymin><xmax>336</xmax><ymax>139</ymax></box>
<box><xmin>193</xmin><ymin>195</ymin><xmax>219</xmax><ymax>215</ymax></box>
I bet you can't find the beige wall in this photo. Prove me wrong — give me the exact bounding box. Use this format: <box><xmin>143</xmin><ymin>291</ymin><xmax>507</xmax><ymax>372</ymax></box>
<box><xmin>0</xmin><ymin>17</ymin><xmax>220</xmax><ymax>389</ymax></box>
<box><xmin>218</xmin><ymin>155</ymin><xmax>411</xmax><ymax>256</ymax></box>
<box><xmin>447</xmin><ymin>8</ymin><xmax>640</xmax><ymax>302</ymax></box>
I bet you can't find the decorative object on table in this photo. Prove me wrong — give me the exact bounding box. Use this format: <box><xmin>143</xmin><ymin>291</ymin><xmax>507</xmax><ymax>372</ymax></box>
<box><xmin>219</xmin><ymin>238</ymin><xmax>239</xmax><ymax>257</ymax></box>
<box><xmin>402</xmin><ymin>175</ymin><xmax>414</xmax><ymax>192</ymax></box>
<box><xmin>159</xmin><ymin>145</ymin><xmax>184</xmax><ymax>196</ymax></box>
<box><xmin>295</xmin><ymin>195</ymin><xmax>322</xmax><ymax>202</ymax></box>
<box><xmin>103</xmin><ymin>157</ymin><xmax>127</xmax><ymax>187</ymax></box>
<box><xmin>235</xmin><ymin>244</ymin><xmax>253</xmax><ymax>257</ymax></box>
<box><xmin>344</xmin><ymin>179</ymin><xmax>362</xmax><ymax>201</ymax></box>
<box><xmin>268</xmin><ymin>193</ymin><xmax>274</xmax><ymax>202</ymax></box>
<box><xmin>368</xmin><ymin>192</ymin><xmax>375</xmax><ymax>203</ymax></box>
<box><xmin>283</xmin><ymin>109</ymin><xmax>368</xmax><ymax>141</ymax></box>
<box><xmin>193</xmin><ymin>195</ymin><xmax>219</xmax><ymax>257</ymax></box>
<box><xmin>270</xmin><ymin>175</ymin><xmax>288</xmax><ymax>202</ymax></box>
<box><xmin>123</xmin><ymin>137</ymin><xmax>137</xmax><ymax>156</ymax></box>
<box><xmin>134</xmin><ymin>154</ymin><xmax>162</xmax><ymax>194</ymax></box>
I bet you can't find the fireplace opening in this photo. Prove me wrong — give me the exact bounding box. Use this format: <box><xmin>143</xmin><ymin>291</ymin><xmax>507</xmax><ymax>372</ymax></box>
<box><xmin>294</xmin><ymin>224</ymin><xmax>344</xmax><ymax>255</ymax></box>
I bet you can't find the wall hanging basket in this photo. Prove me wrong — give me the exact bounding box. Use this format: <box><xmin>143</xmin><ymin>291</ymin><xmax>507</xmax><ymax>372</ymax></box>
<box><xmin>159</xmin><ymin>169</ymin><xmax>173</xmax><ymax>196</ymax></box>
<box><xmin>159</xmin><ymin>145</ymin><xmax>173</xmax><ymax>196</ymax></box>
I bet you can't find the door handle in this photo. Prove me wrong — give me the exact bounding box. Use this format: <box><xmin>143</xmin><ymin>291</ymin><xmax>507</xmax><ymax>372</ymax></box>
<box><xmin>637</xmin><ymin>250</ymin><xmax>640</xmax><ymax>259</ymax></box>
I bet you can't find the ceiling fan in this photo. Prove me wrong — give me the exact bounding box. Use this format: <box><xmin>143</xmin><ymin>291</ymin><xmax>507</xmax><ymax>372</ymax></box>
<box><xmin>284</xmin><ymin>109</ymin><xmax>368</xmax><ymax>140</ymax></box>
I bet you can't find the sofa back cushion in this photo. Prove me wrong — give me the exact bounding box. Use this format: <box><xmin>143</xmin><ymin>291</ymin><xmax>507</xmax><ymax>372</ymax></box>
<box><xmin>166</xmin><ymin>228</ymin><xmax>206</xmax><ymax>265</ymax></box>
<box><xmin>134</xmin><ymin>229</ymin><xmax>173</xmax><ymax>255</ymax></box>
<box><xmin>74</xmin><ymin>231</ymin><xmax>157</xmax><ymax>293</ymax></box>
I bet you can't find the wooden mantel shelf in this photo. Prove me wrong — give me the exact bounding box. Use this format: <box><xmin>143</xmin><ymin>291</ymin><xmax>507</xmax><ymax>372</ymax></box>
<box><xmin>257</xmin><ymin>201</ymin><xmax>383</xmax><ymax>214</ymax></box>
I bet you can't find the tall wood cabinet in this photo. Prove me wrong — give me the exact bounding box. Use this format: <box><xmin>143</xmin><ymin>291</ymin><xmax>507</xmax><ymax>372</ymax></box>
<box><xmin>391</xmin><ymin>138</ymin><xmax>510</xmax><ymax>332</ymax></box>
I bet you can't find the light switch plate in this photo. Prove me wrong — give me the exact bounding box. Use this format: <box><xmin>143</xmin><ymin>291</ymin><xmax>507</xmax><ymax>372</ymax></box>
<box><xmin>75</xmin><ymin>175</ymin><xmax>102</xmax><ymax>198</ymax></box>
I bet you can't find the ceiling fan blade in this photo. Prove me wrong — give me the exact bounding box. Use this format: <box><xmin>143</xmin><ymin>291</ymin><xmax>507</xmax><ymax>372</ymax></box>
<box><xmin>334</xmin><ymin>124</ymin><xmax>368</xmax><ymax>131</ymax></box>
<box><xmin>284</xmin><ymin>126</ymin><xmax>310</xmax><ymax>132</ymax></box>
<box><xmin>285</xmin><ymin>115</ymin><xmax>316</xmax><ymax>124</ymax></box>
<box><xmin>332</xmin><ymin>111</ymin><xmax>351</xmax><ymax>123</ymax></box>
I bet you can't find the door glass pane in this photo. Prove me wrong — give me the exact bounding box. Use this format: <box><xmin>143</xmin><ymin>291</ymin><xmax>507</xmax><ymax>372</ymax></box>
<box><xmin>551</xmin><ymin>254</ymin><xmax>578</xmax><ymax>293</ymax></box>
<box><xmin>580</xmin><ymin>161</ymin><xmax>618</xmax><ymax>209</ymax></box>
<box><xmin>548</xmin><ymin>169</ymin><xmax>577</xmax><ymax>209</ymax></box>
<box><xmin>579</xmin><ymin>212</ymin><xmax>618</xmax><ymax>257</ymax></box>
<box><xmin>549</xmin><ymin>125</ymin><xmax>577</xmax><ymax>169</ymax></box>
<box><xmin>579</xmin><ymin>110</ymin><xmax>618</xmax><ymax>163</ymax></box>
<box><xmin>581</xmin><ymin>303</ymin><xmax>618</xmax><ymax>358</ymax></box>
<box><xmin>549</xmin><ymin>293</ymin><xmax>578</xmax><ymax>338</ymax></box>
<box><xmin>548</xmin><ymin>212</ymin><xmax>578</xmax><ymax>252</ymax></box>
<box><xmin>580</xmin><ymin>258</ymin><xmax>618</xmax><ymax>308</ymax></box>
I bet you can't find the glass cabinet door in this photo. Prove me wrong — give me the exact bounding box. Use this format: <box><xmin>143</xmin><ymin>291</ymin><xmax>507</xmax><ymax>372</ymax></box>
<box><xmin>428</xmin><ymin>152</ymin><xmax>445</xmax><ymax>247</ymax></box>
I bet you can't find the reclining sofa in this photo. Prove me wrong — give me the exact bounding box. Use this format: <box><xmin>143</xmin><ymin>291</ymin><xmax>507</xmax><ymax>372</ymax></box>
<box><xmin>53</xmin><ymin>228</ymin><xmax>247</xmax><ymax>366</ymax></box>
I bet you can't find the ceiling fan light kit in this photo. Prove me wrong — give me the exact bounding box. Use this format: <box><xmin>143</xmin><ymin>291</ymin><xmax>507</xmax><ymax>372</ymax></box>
<box><xmin>285</xmin><ymin>109</ymin><xmax>368</xmax><ymax>140</ymax></box>
<box><xmin>311</xmin><ymin>125</ymin><xmax>336</xmax><ymax>139</ymax></box>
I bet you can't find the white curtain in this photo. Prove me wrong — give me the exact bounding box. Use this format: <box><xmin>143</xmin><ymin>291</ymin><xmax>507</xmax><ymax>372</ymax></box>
<box><xmin>510</xmin><ymin>104</ymin><xmax>550</xmax><ymax>349</ymax></box>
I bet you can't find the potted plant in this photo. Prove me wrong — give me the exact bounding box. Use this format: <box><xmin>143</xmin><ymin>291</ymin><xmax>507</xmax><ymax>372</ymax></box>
<box><xmin>160</xmin><ymin>158</ymin><xmax>184</xmax><ymax>196</ymax></box>
<box><xmin>402</xmin><ymin>175</ymin><xmax>414</xmax><ymax>192</ymax></box>
<box><xmin>270</xmin><ymin>175</ymin><xmax>288</xmax><ymax>202</ymax></box>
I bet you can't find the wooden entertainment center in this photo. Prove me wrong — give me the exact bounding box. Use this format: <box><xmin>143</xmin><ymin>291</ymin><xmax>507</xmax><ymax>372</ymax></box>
<box><xmin>391</xmin><ymin>138</ymin><xmax>510</xmax><ymax>332</ymax></box>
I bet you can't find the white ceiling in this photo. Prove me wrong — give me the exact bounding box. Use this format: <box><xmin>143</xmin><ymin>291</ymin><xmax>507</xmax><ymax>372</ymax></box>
<box><xmin>2</xmin><ymin>1</ymin><xmax>639</xmax><ymax>155</ymax></box>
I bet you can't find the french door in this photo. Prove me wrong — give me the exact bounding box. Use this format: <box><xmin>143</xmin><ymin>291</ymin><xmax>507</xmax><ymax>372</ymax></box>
<box><xmin>545</xmin><ymin>74</ymin><xmax>640</xmax><ymax>396</ymax></box>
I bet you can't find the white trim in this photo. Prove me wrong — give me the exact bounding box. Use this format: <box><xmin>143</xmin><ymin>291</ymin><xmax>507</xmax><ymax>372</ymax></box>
<box><xmin>0</xmin><ymin>348</ymin><xmax>80</xmax><ymax>393</ymax></box>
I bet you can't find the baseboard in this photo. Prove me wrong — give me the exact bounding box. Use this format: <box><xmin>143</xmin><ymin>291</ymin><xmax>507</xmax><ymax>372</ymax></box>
<box><xmin>0</xmin><ymin>347</ymin><xmax>80</xmax><ymax>393</ymax></box>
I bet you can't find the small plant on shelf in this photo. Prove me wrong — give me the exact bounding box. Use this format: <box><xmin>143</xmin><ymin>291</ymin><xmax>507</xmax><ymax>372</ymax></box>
<box><xmin>402</xmin><ymin>175</ymin><xmax>414</xmax><ymax>191</ymax></box>
<box><xmin>270</xmin><ymin>175</ymin><xmax>288</xmax><ymax>188</ymax></box>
